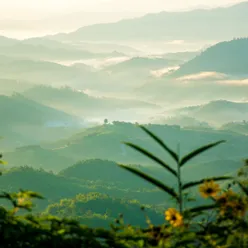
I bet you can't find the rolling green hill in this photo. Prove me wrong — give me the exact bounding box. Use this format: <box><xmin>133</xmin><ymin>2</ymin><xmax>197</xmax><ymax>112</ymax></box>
<box><xmin>22</xmin><ymin>85</ymin><xmax>159</xmax><ymax>116</ymax></box>
<box><xmin>4</xmin><ymin>145</ymin><xmax>75</xmax><ymax>172</ymax></box>
<box><xmin>44</xmin><ymin>192</ymin><xmax>163</xmax><ymax>228</ymax></box>
<box><xmin>0</xmin><ymin>93</ymin><xmax>82</xmax><ymax>150</ymax></box>
<box><xmin>0</xmin><ymin>166</ymin><xmax>168</xmax><ymax>211</ymax></box>
<box><xmin>58</xmin><ymin>159</ymin><xmax>168</xmax><ymax>189</ymax></box>
<box><xmin>0</xmin><ymin>93</ymin><xmax>79</xmax><ymax>126</ymax></box>
<box><xmin>47</xmin><ymin>123</ymin><xmax>248</xmax><ymax>166</ymax></box>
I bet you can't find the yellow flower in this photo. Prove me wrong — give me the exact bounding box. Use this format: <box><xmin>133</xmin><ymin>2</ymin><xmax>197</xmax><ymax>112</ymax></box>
<box><xmin>199</xmin><ymin>180</ymin><xmax>220</xmax><ymax>198</ymax></box>
<box><xmin>217</xmin><ymin>191</ymin><xmax>235</xmax><ymax>215</ymax></box>
<box><xmin>216</xmin><ymin>190</ymin><xmax>247</xmax><ymax>217</ymax></box>
<box><xmin>165</xmin><ymin>208</ymin><xmax>183</xmax><ymax>227</ymax></box>
<box><xmin>232</xmin><ymin>197</ymin><xmax>247</xmax><ymax>217</ymax></box>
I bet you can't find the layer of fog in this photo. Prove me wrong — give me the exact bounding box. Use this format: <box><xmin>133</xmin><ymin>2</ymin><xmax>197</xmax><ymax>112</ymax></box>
<box><xmin>54</xmin><ymin>56</ymin><xmax>130</xmax><ymax>69</ymax></box>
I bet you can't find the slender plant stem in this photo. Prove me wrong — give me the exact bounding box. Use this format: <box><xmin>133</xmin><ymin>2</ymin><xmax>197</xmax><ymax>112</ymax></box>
<box><xmin>177</xmin><ymin>143</ymin><xmax>183</xmax><ymax>214</ymax></box>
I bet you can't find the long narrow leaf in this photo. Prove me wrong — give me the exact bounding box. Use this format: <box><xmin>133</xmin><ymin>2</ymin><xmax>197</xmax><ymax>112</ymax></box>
<box><xmin>139</xmin><ymin>125</ymin><xmax>179</xmax><ymax>162</ymax></box>
<box><xmin>185</xmin><ymin>204</ymin><xmax>217</xmax><ymax>214</ymax></box>
<box><xmin>182</xmin><ymin>176</ymin><xmax>233</xmax><ymax>190</ymax></box>
<box><xmin>124</xmin><ymin>142</ymin><xmax>177</xmax><ymax>178</ymax></box>
<box><xmin>180</xmin><ymin>140</ymin><xmax>226</xmax><ymax>167</ymax></box>
<box><xmin>237</xmin><ymin>181</ymin><xmax>248</xmax><ymax>196</ymax></box>
<box><xmin>119</xmin><ymin>164</ymin><xmax>179</xmax><ymax>201</ymax></box>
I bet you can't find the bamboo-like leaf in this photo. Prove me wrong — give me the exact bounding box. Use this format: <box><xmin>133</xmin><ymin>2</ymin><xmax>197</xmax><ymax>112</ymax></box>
<box><xmin>182</xmin><ymin>176</ymin><xmax>233</xmax><ymax>190</ymax></box>
<box><xmin>185</xmin><ymin>204</ymin><xmax>217</xmax><ymax>214</ymax></box>
<box><xmin>237</xmin><ymin>181</ymin><xmax>248</xmax><ymax>196</ymax></box>
<box><xmin>139</xmin><ymin>125</ymin><xmax>179</xmax><ymax>162</ymax></box>
<box><xmin>119</xmin><ymin>164</ymin><xmax>179</xmax><ymax>201</ymax></box>
<box><xmin>124</xmin><ymin>142</ymin><xmax>177</xmax><ymax>178</ymax></box>
<box><xmin>0</xmin><ymin>160</ymin><xmax>7</xmax><ymax>165</ymax></box>
<box><xmin>180</xmin><ymin>140</ymin><xmax>226</xmax><ymax>167</ymax></box>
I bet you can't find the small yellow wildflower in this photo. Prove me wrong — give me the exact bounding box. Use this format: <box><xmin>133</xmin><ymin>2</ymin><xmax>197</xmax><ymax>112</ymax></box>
<box><xmin>199</xmin><ymin>180</ymin><xmax>220</xmax><ymax>198</ymax></box>
<box><xmin>165</xmin><ymin>208</ymin><xmax>183</xmax><ymax>227</ymax></box>
<box><xmin>216</xmin><ymin>190</ymin><xmax>247</xmax><ymax>217</ymax></box>
<box><xmin>232</xmin><ymin>197</ymin><xmax>247</xmax><ymax>217</ymax></box>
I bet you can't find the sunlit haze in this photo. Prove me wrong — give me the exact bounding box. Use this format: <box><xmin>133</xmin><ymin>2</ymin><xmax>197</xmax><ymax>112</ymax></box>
<box><xmin>0</xmin><ymin>0</ymin><xmax>245</xmax><ymax>38</ymax></box>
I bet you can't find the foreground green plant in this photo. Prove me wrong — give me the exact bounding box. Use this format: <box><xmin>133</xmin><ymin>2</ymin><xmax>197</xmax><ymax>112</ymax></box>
<box><xmin>119</xmin><ymin>125</ymin><xmax>248</xmax><ymax>247</ymax></box>
<box><xmin>0</xmin><ymin>126</ymin><xmax>247</xmax><ymax>247</ymax></box>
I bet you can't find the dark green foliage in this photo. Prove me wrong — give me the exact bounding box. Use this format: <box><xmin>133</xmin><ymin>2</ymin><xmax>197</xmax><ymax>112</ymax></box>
<box><xmin>0</xmin><ymin>206</ymin><xmax>126</xmax><ymax>248</ymax></box>
<box><xmin>0</xmin><ymin>165</ymin><xmax>169</xmax><ymax>212</ymax></box>
<box><xmin>44</xmin><ymin>192</ymin><xmax>163</xmax><ymax>228</ymax></box>
<box><xmin>1</xmin><ymin>126</ymin><xmax>248</xmax><ymax>247</ymax></box>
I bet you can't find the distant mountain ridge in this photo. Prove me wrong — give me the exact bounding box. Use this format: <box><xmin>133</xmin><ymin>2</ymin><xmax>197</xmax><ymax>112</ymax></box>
<box><xmin>22</xmin><ymin>85</ymin><xmax>159</xmax><ymax>116</ymax></box>
<box><xmin>0</xmin><ymin>36</ymin><xmax>129</xmax><ymax>60</ymax></box>
<box><xmin>175</xmin><ymin>100</ymin><xmax>248</xmax><ymax>125</ymax></box>
<box><xmin>48</xmin><ymin>2</ymin><xmax>248</xmax><ymax>42</ymax></box>
<box><xmin>172</xmin><ymin>38</ymin><xmax>248</xmax><ymax>76</ymax></box>
<box><xmin>105</xmin><ymin>57</ymin><xmax>180</xmax><ymax>72</ymax></box>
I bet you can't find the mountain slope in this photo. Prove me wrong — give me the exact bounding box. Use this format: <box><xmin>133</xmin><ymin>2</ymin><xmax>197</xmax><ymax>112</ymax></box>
<box><xmin>175</xmin><ymin>100</ymin><xmax>248</xmax><ymax>125</ymax></box>
<box><xmin>44</xmin><ymin>192</ymin><xmax>163</xmax><ymax>228</ymax></box>
<box><xmin>220</xmin><ymin>121</ymin><xmax>248</xmax><ymax>135</ymax></box>
<box><xmin>0</xmin><ymin>93</ymin><xmax>79</xmax><ymax>126</ymax></box>
<box><xmin>0</xmin><ymin>36</ymin><xmax>129</xmax><ymax>60</ymax></box>
<box><xmin>105</xmin><ymin>57</ymin><xmax>180</xmax><ymax>73</ymax></box>
<box><xmin>49</xmin><ymin>2</ymin><xmax>248</xmax><ymax>42</ymax></box>
<box><xmin>0</xmin><ymin>93</ymin><xmax>82</xmax><ymax>149</ymax></box>
<box><xmin>4</xmin><ymin>145</ymin><xmax>76</xmax><ymax>172</ymax></box>
<box><xmin>47</xmin><ymin>123</ymin><xmax>248</xmax><ymax>166</ymax></box>
<box><xmin>173</xmin><ymin>38</ymin><xmax>248</xmax><ymax>76</ymax></box>
<box><xmin>58</xmin><ymin>159</ymin><xmax>165</xmax><ymax>189</ymax></box>
<box><xmin>0</xmin><ymin>36</ymin><xmax>18</xmax><ymax>46</ymax></box>
<box><xmin>22</xmin><ymin>85</ymin><xmax>159</xmax><ymax>116</ymax></box>
<box><xmin>0</xmin><ymin>56</ymin><xmax>102</xmax><ymax>87</ymax></box>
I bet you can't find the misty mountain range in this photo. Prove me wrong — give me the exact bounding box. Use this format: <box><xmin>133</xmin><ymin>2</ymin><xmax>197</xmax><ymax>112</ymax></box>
<box><xmin>47</xmin><ymin>2</ymin><xmax>248</xmax><ymax>42</ymax></box>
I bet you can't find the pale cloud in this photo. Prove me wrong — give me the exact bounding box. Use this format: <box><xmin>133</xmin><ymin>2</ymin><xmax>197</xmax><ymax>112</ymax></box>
<box><xmin>151</xmin><ymin>66</ymin><xmax>180</xmax><ymax>78</ymax></box>
<box><xmin>177</xmin><ymin>71</ymin><xmax>228</xmax><ymax>81</ymax></box>
<box><xmin>217</xmin><ymin>79</ymin><xmax>248</xmax><ymax>85</ymax></box>
<box><xmin>165</xmin><ymin>40</ymin><xmax>185</xmax><ymax>45</ymax></box>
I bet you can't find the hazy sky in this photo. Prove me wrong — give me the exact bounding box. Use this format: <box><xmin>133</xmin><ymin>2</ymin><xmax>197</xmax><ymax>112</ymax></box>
<box><xmin>0</xmin><ymin>0</ymin><xmax>245</xmax><ymax>39</ymax></box>
<box><xmin>0</xmin><ymin>0</ymin><xmax>245</xmax><ymax>19</ymax></box>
